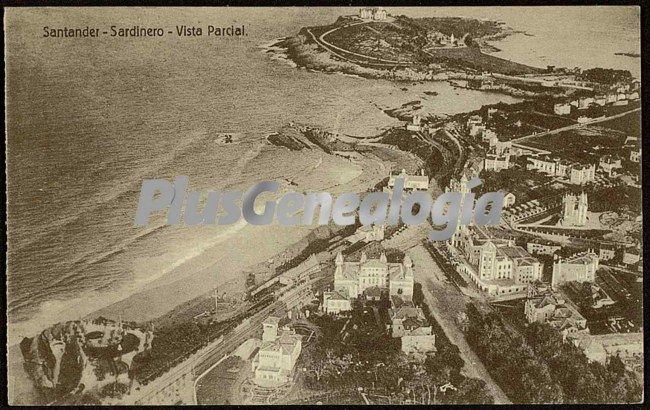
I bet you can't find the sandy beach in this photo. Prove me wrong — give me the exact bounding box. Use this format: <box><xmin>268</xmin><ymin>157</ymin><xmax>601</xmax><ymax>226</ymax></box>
<box><xmin>6</xmin><ymin>131</ymin><xmax>418</xmax><ymax>404</ymax></box>
<box><xmin>84</xmin><ymin>140</ymin><xmax>403</xmax><ymax>324</ymax></box>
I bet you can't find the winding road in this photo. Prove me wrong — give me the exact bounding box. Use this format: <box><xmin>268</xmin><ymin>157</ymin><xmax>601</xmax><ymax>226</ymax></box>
<box><xmin>306</xmin><ymin>20</ymin><xmax>413</xmax><ymax>68</ymax></box>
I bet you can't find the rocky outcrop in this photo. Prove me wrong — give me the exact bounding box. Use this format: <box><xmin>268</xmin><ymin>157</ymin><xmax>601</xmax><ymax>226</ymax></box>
<box><xmin>20</xmin><ymin>319</ymin><xmax>154</xmax><ymax>404</ymax></box>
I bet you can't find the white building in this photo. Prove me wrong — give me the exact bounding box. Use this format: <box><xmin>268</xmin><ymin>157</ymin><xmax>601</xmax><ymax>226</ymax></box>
<box><xmin>527</xmin><ymin>156</ymin><xmax>571</xmax><ymax>177</ymax></box>
<box><xmin>503</xmin><ymin>192</ymin><xmax>516</xmax><ymax>208</ymax></box>
<box><xmin>323</xmin><ymin>291</ymin><xmax>352</xmax><ymax>314</ymax></box>
<box><xmin>526</xmin><ymin>238</ymin><xmax>561</xmax><ymax>256</ymax></box>
<box><xmin>406</xmin><ymin>114</ymin><xmax>422</xmax><ymax>132</ymax></box>
<box><xmin>466</xmin><ymin>114</ymin><xmax>482</xmax><ymax>128</ymax></box>
<box><xmin>389</xmin><ymin>306</ymin><xmax>436</xmax><ymax>355</ymax></box>
<box><xmin>553</xmin><ymin>102</ymin><xmax>571</xmax><ymax>115</ymax></box>
<box><xmin>623</xmin><ymin>248</ymin><xmax>641</xmax><ymax>265</ymax></box>
<box><xmin>387</xmin><ymin>169</ymin><xmax>429</xmax><ymax>191</ymax></box>
<box><xmin>569</xmin><ymin>163</ymin><xmax>596</xmax><ymax>185</ymax></box>
<box><xmin>598</xmin><ymin>246</ymin><xmax>616</xmax><ymax>261</ymax></box>
<box><xmin>469</xmin><ymin>123</ymin><xmax>486</xmax><ymax>137</ymax></box>
<box><xmin>599</xmin><ymin>155</ymin><xmax>622</xmax><ymax>176</ymax></box>
<box><xmin>593</xmin><ymin>95</ymin><xmax>607</xmax><ymax>106</ymax></box>
<box><xmin>491</xmin><ymin>139</ymin><xmax>512</xmax><ymax>156</ymax></box>
<box><xmin>333</xmin><ymin>252</ymin><xmax>415</xmax><ymax>300</ymax></box>
<box><xmin>252</xmin><ymin>317</ymin><xmax>302</xmax><ymax>385</ymax></box>
<box><xmin>452</xmin><ymin>229</ymin><xmax>543</xmax><ymax>296</ymax></box>
<box><xmin>481</xmin><ymin>128</ymin><xmax>498</xmax><ymax>145</ymax></box>
<box><xmin>577</xmin><ymin>96</ymin><xmax>594</xmax><ymax>109</ymax></box>
<box><xmin>551</xmin><ymin>251</ymin><xmax>599</xmax><ymax>289</ymax></box>
<box><xmin>527</xmin><ymin>155</ymin><xmax>595</xmax><ymax>184</ymax></box>
<box><xmin>359</xmin><ymin>7</ymin><xmax>387</xmax><ymax>20</ymax></box>
<box><xmin>561</xmin><ymin>192</ymin><xmax>588</xmax><ymax>227</ymax></box>
<box><xmin>483</xmin><ymin>150</ymin><xmax>510</xmax><ymax>171</ymax></box>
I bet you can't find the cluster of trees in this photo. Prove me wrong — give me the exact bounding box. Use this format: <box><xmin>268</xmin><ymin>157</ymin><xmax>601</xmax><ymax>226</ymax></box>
<box><xmin>130</xmin><ymin>315</ymin><xmax>241</xmax><ymax>384</ymax></box>
<box><xmin>466</xmin><ymin>303</ymin><xmax>568</xmax><ymax>403</ymax></box>
<box><xmin>302</xmin><ymin>287</ymin><xmax>494</xmax><ymax>404</ymax></box>
<box><xmin>588</xmin><ymin>185</ymin><xmax>642</xmax><ymax>214</ymax></box>
<box><xmin>525</xmin><ymin>322</ymin><xmax>642</xmax><ymax>403</ymax></box>
<box><xmin>478</xmin><ymin>167</ymin><xmax>555</xmax><ymax>203</ymax></box>
<box><xmin>302</xmin><ymin>345</ymin><xmax>492</xmax><ymax>404</ymax></box>
<box><xmin>380</xmin><ymin>127</ymin><xmax>447</xmax><ymax>181</ymax></box>
<box><xmin>577</xmin><ymin>68</ymin><xmax>633</xmax><ymax>85</ymax></box>
<box><xmin>465</xmin><ymin>303</ymin><xmax>642</xmax><ymax>403</ymax></box>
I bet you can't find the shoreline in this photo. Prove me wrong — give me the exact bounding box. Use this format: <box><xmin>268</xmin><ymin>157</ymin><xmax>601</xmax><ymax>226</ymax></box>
<box><xmin>12</xmin><ymin>22</ymin><xmax>639</xmax><ymax>404</ymax></box>
<box><xmin>7</xmin><ymin>130</ymin><xmax>388</xmax><ymax>344</ymax></box>
<box><xmin>7</xmin><ymin>123</ymin><xmax>403</xmax><ymax>404</ymax></box>
<box><xmin>263</xmin><ymin>35</ymin><xmax>563</xmax><ymax>102</ymax></box>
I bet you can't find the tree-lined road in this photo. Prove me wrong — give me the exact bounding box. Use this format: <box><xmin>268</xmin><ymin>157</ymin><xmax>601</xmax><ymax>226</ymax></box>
<box><xmin>510</xmin><ymin>107</ymin><xmax>641</xmax><ymax>145</ymax></box>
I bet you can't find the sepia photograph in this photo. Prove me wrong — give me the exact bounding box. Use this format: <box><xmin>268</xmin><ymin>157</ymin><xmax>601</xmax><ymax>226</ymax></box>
<box><xmin>5</xmin><ymin>5</ymin><xmax>644</xmax><ymax>405</ymax></box>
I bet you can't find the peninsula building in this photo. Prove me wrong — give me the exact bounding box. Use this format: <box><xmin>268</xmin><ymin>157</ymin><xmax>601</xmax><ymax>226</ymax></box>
<box><xmin>359</xmin><ymin>7</ymin><xmax>387</xmax><ymax>20</ymax></box>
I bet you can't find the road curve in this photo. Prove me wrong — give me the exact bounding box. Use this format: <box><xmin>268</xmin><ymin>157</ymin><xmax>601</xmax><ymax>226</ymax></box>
<box><xmin>306</xmin><ymin>21</ymin><xmax>413</xmax><ymax>67</ymax></box>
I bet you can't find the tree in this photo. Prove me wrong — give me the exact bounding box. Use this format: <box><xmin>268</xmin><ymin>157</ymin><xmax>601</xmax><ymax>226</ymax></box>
<box><xmin>451</xmin><ymin>378</ymin><xmax>494</xmax><ymax>404</ymax></box>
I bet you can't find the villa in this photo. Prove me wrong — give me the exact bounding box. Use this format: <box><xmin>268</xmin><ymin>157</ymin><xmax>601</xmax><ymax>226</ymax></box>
<box><xmin>333</xmin><ymin>252</ymin><xmax>415</xmax><ymax>300</ymax></box>
<box><xmin>553</xmin><ymin>102</ymin><xmax>571</xmax><ymax>115</ymax></box>
<box><xmin>323</xmin><ymin>290</ymin><xmax>352</xmax><ymax>314</ymax></box>
<box><xmin>526</xmin><ymin>238</ymin><xmax>561</xmax><ymax>256</ymax></box>
<box><xmin>389</xmin><ymin>305</ymin><xmax>436</xmax><ymax>355</ymax></box>
<box><xmin>599</xmin><ymin>155</ymin><xmax>622</xmax><ymax>176</ymax></box>
<box><xmin>525</xmin><ymin>293</ymin><xmax>589</xmax><ymax>340</ymax></box>
<box><xmin>551</xmin><ymin>250</ymin><xmax>599</xmax><ymax>289</ymax></box>
<box><xmin>527</xmin><ymin>155</ymin><xmax>596</xmax><ymax>185</ymax></box>
<box><xmin>251</xmin><ymin>316</ymin><xmax>302</xmax><ymax>385</ymax></box>
<box><xmin>483</xmin><ymin>149</ymin><xmax>510</xmax><ymax>172</ymax></box>
<box><xmin>359</xmin><ymin>7</ymin><xmax>387</xmax><ymax>21</ymax></box>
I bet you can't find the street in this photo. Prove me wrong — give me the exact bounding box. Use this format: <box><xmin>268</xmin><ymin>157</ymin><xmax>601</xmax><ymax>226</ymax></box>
<box><xmin>409</xmin><ymin>242</ymin><xmax>512</xmax><ymax>404</ymax></box>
